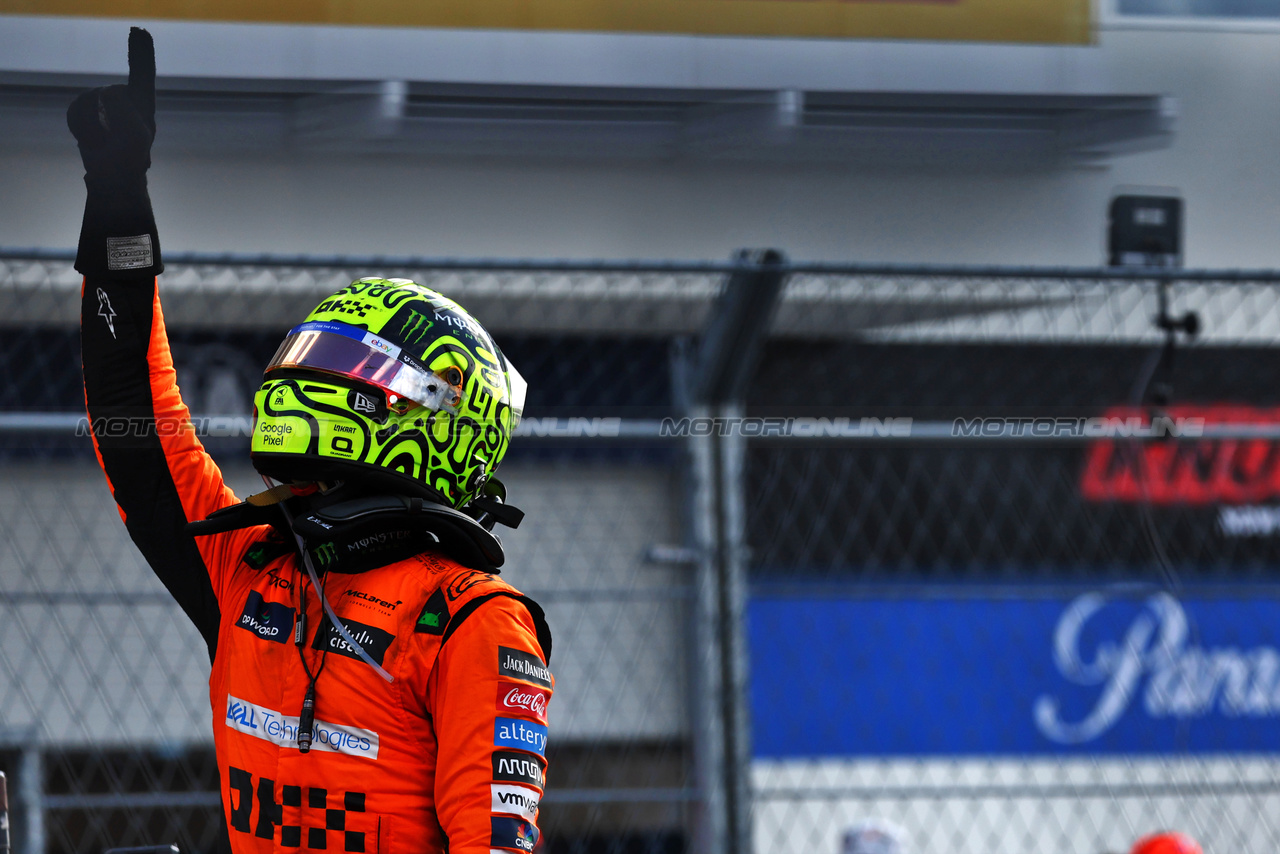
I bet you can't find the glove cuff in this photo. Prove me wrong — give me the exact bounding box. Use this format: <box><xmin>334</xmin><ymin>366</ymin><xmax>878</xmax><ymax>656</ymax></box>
<box><xmin>74</xmin><ymin>174</ymin><xmax>164</xmax><ymax>280</ymax></box>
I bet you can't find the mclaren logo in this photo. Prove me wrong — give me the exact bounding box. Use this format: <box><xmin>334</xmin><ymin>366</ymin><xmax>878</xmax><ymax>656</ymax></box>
<box><xmin>399</xmin><ymin>310</ymin><xmax>434</xmax><ymax>346</ymax></box>
<box><xmin>343</xmin><ymin>588</ymin><xmax>403</xmax><ymax>612</ymax></box>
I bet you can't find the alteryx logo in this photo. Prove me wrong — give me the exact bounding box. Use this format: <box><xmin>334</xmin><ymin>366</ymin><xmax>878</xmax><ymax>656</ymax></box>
<box><xmin>494</xmin><ymin>717</ymin><xmax>548</xmax><ymax>756</ymax></box>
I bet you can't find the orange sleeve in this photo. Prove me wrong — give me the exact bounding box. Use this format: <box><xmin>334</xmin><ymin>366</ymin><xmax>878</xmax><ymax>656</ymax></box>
<box><xmin>429</xmin><ymin>596</ymin><xmax>553</xmax><ymax>854</ymax></box>
<box><xmin>140</xmin><ymin>285</ymin><xmax>264</xmax><ymax>590</ymax></box>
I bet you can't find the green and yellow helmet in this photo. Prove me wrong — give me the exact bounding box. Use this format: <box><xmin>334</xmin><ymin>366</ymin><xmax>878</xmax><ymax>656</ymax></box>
<box><xmin>250</xmin><ymin>278</ymin><xmax>526</xmax><ymax>508</ymax></box>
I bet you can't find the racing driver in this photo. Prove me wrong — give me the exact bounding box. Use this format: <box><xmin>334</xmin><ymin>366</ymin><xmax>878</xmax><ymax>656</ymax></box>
<box><xmin>71</xmin><ymin>28</ymin><xmax>552</xmax><ymax>854</ymax></box>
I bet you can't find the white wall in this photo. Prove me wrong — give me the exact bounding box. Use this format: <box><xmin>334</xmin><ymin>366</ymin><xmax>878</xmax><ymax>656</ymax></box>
<box><xmin>2</xmin><ymin>21</ymin><xmax>1280</xmax><ymax>268</ymax></box>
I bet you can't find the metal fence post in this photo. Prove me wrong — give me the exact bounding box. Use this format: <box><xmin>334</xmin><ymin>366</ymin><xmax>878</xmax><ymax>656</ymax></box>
<box><xmin>20</xmin><ymin>743</ymin><xmax>43</xmax><ymax>854</ymax></box>
<box><xmin>687</xmin><ymin>401</ymin><xmax>756</xmax><ymax>854</ymax></box>
<box><xmin>716</xmin><ymin>401</ymin><xmax>753</xmax><ymax>854</ymax></box>
<box><xmin>688</xmin><ymin>406</ymin><xmax>729</xmax><ymax>854</ymax></box>
<box><xmin>685</xmin><ymin>251</ymin><xmax>787</xmax><ymax>854</ymax></box>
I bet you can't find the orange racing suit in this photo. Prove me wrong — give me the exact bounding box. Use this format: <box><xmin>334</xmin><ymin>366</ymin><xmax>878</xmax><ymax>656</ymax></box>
<box><xmin>81</xmin><ymin>274</ymin><xmax>552</xmax><ymax>854</ymax></box>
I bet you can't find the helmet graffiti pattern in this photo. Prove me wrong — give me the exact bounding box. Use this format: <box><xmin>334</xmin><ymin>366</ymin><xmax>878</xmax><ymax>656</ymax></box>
<box><xmin>250</xmin><ymin>278</ymin><xmax>525</xmax><ymax>508</ymax></box>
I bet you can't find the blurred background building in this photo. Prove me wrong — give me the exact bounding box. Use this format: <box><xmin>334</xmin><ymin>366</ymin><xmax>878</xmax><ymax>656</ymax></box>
<box><xmin>4</xmin><ymin>0</ymin><xmax>1280</xmax><ymax>266</ymax></box>
<box><xmin>2</xmin><ymin>2</ymin><xmax>1280</xmax><ymax>853</ymax></box>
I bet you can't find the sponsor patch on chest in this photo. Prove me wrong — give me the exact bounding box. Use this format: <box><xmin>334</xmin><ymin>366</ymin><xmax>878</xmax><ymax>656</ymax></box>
<box><xmin>312</xmin><ymin>614</ymin><xmax>395</xmax><ymax>666</ymax></box>
<box><xmin>236</xmin><ymin>591</ymin><xmax>294</xmax><ymax>644</ymax></box>
<box><xmin>340</xmin><ymin>587</ymin><xmax>403</xmax><ymax>616</ymax></box>
<box><xmin>225</xmin><ymin>695</ymin><xmax>379</xmax><ymax>760</ymax></box>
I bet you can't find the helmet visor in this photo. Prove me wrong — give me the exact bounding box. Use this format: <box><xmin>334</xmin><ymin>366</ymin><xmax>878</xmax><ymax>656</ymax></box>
<box><xmin>266</xmin><ymin>321</ymin><xmax>460</xmax><ymax>412</ymax></box>
<box><xmin>267</xmin><ymin>320</ymin><xmax>525</xmax><ymax>424</ymax></box>
<box><xmin>506</xmin><ymin>361</ymin><xmax>527</xmax><ymax>425</ymax></box>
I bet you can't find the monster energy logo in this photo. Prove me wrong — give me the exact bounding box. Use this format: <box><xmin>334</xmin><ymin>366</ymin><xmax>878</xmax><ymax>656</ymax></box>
<box><xmin>314</xmin><ymin>542</ymin><xmax>338</xmax><ymax>566</ymax></box>
<box><xmin>398</xmin><ymin>310</ymin><xmax>434</xmax><ymax>345</ymax></box>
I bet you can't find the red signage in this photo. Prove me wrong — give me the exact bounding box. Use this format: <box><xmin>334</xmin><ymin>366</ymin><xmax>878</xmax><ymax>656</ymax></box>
<box><xmin>496</xmin><ymin>681</ymin><xmax>550</xmax><ymax>725</ymax></box>
<box><xmin>1080</xmin><ymin>405</ymin><xmax>1280</xmax><ymax>506</ymax></box>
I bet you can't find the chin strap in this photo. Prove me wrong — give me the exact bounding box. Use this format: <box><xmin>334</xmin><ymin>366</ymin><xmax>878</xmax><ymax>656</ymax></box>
<box><xmin>186</xmin><ymin>483</ymin><xmax>516</xmax><ymax>573</ymax></box>
<box><xmin>267</xmin><ymin>477</ymin><xmax>396</xmax><ymax>684</ymax></box>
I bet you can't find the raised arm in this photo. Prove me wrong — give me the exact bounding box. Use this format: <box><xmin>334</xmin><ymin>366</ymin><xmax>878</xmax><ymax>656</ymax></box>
<box><xmin>72</xmin><ymin>28</ymin><xmax>251</xmax><ymax>659</ymax></box>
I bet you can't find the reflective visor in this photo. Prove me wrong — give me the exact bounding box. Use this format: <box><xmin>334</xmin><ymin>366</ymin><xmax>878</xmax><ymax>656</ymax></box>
<box><xmin>506</xmin><ymin>362</ymin><xmax>528</xmax><ymax>424</ymax></box>
<box><xmin>266</xmin><ymin>321</ymin><xmax>525</xmax><ymax>423</ymax></box>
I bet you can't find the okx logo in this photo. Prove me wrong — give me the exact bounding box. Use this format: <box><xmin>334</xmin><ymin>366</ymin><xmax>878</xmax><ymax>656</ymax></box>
<box><xmin>397</xmin><ymin>309</ymin><xmax>434</xmax><ymax>346</ymax></box>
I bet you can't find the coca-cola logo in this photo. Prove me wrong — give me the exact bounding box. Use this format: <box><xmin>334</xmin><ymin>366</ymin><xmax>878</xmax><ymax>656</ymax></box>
<box><xmin>497</xmin><ymin>680</ymin><xmax>550</xmax><ymax>725</ymax></box>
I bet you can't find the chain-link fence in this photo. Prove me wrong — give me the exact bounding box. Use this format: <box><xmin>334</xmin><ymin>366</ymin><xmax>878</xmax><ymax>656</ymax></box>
<box><xmin>3</xmin><ymin>250</ymin><xmax>1280</xmax><ymax>854</ymax></box>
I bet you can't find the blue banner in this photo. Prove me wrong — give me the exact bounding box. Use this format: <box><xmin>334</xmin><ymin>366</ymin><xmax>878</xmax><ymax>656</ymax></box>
<box><xmin>748</xmin><ymin>586</ymin><xmax>1280</xmax><ymax>757</ymax></box>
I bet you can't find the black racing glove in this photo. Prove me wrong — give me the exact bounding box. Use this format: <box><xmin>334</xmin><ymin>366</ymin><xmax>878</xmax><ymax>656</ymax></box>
<box><xmin>67</xmin><ymin>26</ymin><xmax>163</xmax><ymax>279</ymax></box>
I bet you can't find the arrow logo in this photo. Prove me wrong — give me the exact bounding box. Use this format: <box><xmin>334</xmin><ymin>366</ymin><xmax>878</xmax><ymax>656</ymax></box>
<box><xmin>96</xmin><ymin>288</ymin><xmax>117</xmax><ymax>339</ymax></box>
